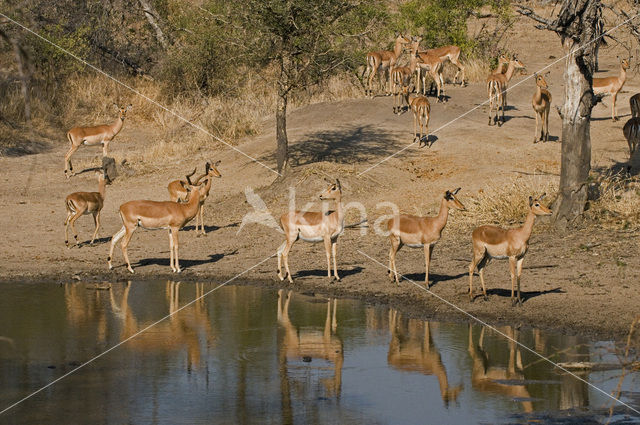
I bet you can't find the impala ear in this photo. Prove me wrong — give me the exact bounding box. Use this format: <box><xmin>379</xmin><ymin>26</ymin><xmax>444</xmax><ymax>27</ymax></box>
<box><xmin>205</xmin><ymin>162</ymin><xmax>211</xmax><ymax>173</ymax></box>
<box><xmin>529</xmin><ymin>196</ymin><xmax>533</xmax><ymax>207</ymax></box>
<box><xmin>336</xmin><ymin>179</ymin><xmax>342</xmax><ymax>190</ymax></box>
<box><xmin>445</xmin><ymin>190</ymin><xmax>452</xmax><ymax>200</ymax></box>
<box><xmin>126</xmin><ymin>104</ymin><xmax>132</xmax><ymax>111</ymax></box>
<box><xmin>453</xmin><ymin>187</ymin><xmax>461</xmax><ymax>195</ymax></box>
<box><xmin>112</xmin><ymin>103</ymin><xmax>119</xmax><ymax>110</ymax></box>
<box><xmin>539</xmin><ymin>193</ymin><xmax>546</xmax><ymax>200</ymax></box>
<box><xmin>214</xmin><ymin>160</ymin><xmax>221</xmax><ymax>167</ymax></box>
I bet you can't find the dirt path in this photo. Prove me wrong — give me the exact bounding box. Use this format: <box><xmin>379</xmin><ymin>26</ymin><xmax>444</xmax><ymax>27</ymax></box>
<box><xmin>1</xmin><ymin>20</ymin><xmax>639</xmax><ymax>341</ymax></box>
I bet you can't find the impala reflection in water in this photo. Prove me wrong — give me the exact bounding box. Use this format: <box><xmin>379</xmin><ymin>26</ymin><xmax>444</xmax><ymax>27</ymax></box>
<box><xmin>0</xmin><ymin>282</ymin><xmax>637</xmax><ymax>424</ymax></box>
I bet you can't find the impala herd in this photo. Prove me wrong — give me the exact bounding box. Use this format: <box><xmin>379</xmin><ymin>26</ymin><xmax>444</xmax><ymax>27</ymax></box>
<box><xmin>61</xmin><ymin>34</ymin><xmax>637</xmax><ymax>307</ymax></box>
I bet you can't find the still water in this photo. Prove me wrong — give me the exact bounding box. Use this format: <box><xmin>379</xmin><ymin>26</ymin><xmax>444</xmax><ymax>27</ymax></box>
<box><xmin>0</xmin><ymin>281</ymin><xmax>638</xmax><ymax>424</ymax></box>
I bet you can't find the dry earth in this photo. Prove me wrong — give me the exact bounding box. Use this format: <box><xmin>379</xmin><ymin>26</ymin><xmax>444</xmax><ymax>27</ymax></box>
<box><xmin>1</xmin><ymin>14</ymin><xmax>639</xmax><ymax>341</ymax></box>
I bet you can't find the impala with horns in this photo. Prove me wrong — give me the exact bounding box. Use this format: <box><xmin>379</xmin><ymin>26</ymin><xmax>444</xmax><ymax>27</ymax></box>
<box><xmin>64</xmin><ymin>104</ymin><xmax>132</xmax><ymax>178</ymax></box>
<box><xmin>487</xmin><ymin>56</ymin><xmax>525</xmax><ymax>126</ymax></box>
<box><xmin>64</xmin><ymin>168</ymin><xmax>110</xmax><ymax>247</ymax></box>
<box><xmin>532</xmin><ymin>73</ymin><xmax>552</xmax><ymax>143</ymax></box>
<box><xmin>592</xmin><ymin>57</ymin><xmax>631</xmax><ymax>121</ymax></box>
<box><xmin>468</xmin><ymin>194</ymin><xmax>551</xmax><ymax>306</ymax></box>
<box><xmin>420</xmin><ymin>44</ymin><xmax>465</xmax><ymax>86</ymax></box>
<box><xmin>364</xmin><ymin>34</ymin><xmax>411</xmax><ymax>97</ymax></box>
<box><xmin>108</xmin><ymin>178</ymin><xmax>209</xmax><ymax>273</ymax></box>
<box><xmin>277</xmin><ymin>179</ymin><xmax>344</xmax><ymax>283</ymax></box>
<box><xmin>168</xmin><ymin>161</ymin><xmax>222</xmax><ymax>235</ymax></box>
<box><xmin>387</xmin><ymin>188</ymin><xmax>465</xmax><ymax>287</ymax></box>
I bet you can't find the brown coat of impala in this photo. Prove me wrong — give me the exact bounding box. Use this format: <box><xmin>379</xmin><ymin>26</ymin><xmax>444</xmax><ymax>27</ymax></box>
<box><xmin>108</xmin><ymin>179</ymin><xmax>209</xmax><ymax>273</ymax></box>
<box><xmin>64</xmin><ymin>169</ymin><xmax>109</xmax><ymax>247</ymax></box>
<box><xmin>487</xmin><ymin>56</ymin><xmax>525</xmax><ymax>126</ymax></box>
<box><xmin>592</xmin><ymin>57</ymin><xmax>630</xmax><ymax>121</ymax></box>
<box><xmin>415</xmin><ymin>50</ymin><xmax>444</xmax><ymax>101</ymax></box>
<box><xmin>277</xmin><ymin>179</ymin><xmax>344</xmax><ymax>283</ymax></box>
<box><xmin>421</xmin><ymin>44</ymin><xmax>465</xmax><ymax>86</ymax></box>
<box><xmin>403</xmin><ymin>91</ymin><xmax>431</xmax><ymax>146</ymax></box>
<box><xmin>387</xmin><ymin>188</ymin><xmax>465</xmax><ymax>287</ymax></box>
<box><xmin>468</xmin><ymin>195</ymin><xmax>552</xmax><ymax>306</ymax></box>
<box><xmin>491</xmin><ymin>54</ymin><xmax>510</xmax><ymax>75</ymax></box>
<box><xmin>532</xmin><ymin>73</ymin><xmax>552</xmax><ymax>143</ymax></box>
<box><xmin>392</xmin><ymin>39</ymin><xmax>421</xmax><ymax>114</ymax></box>
<box><xmin>65</xmin><ymin>104</ymin><xmax>131</xmax><ymax>177</ymax></box>
<box><xmin>168</xmin><ymin>161</ymin><xmax>222</xmax><ymax>235</ymax></box>
<box><xmin>364</xmin><ymin>34</ymin><xmax>410</xmax><ymax>97</ymax></box>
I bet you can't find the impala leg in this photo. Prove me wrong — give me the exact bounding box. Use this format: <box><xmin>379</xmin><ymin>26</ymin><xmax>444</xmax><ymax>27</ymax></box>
<box><xmin>64</xmin><ymin>144</ymin><xmax>80</xmax><ymax>177</ymax></box>
<box><xmin>121</xmin><ymin>226</ymin><xmax>136</xmax><ymax>273</ymax></box>
<box><xmin>534</xmin><ymin>112</ymin><xmax>539</xmax><ymax>143</ymax></box>
<box><xmin>544</xmin><ymin>107</ymin><xmax>550</xmax><ymax>142</ymax></box>
<box><xmin>323</xmin><ymin>236</ymin><xmax>332</xmax><ymax>279</ymax></box>
<box><xmin>282</xmin><ymin>237</ymin><xmax>295</xmax><ymax>283</ymax></box>
<box><xmin>277</xmin><ymin>240</ymin><xmax>286</xmax><ymax>280</ymax></box>
<box><xmin>425</xmin><ymin>110</ymin><xmax>430</xmax><ymax>146</ymax></box>
<box><xmin>102</xmin><ymin>140</ymin><xmax>109</xmax><ymax>157</ymax></box>
<box><xmin>612</xmin><ymin>92</ymin><xmax>618</xmax><ymax>121</ymax></box>
<box><xmin>331</xmin><ymin>240</ymin><xmax>340</xmax><ymax>281</ymax></box>
<box><xmin>169</xmin><ymin>229</ymin><xmax>176</xmax><ymax>272</ymax></box>
<box><xmin>389</xmin><ymin>235</ymin><xmax>401</xmax><ymax>285</ymax></box>
<box><xmin>90</xmin><ymin>211</ymin><xmax>101</xmax><ymax>244</ymax></box>
<box><xmin>468</xmin><ymin>250</ymin><xmax>481</xmax><ymax>302</ymax></box>
<box><xmin>64</xmin><ymin>210</ymin><xmax>73</xmax><ymax>247</ymax></box>
<box><xmin>509</xmin><ymin>256</ymin><xmax>517</xmax><ymax>306</ymax></box>
<box><xmin>108</xmin><ymin>225</ymin><xmax>126</xmax><ymax>269</ymax></box>
<box><xmin>172</xmin><ymin>227</ymin><xmax>181</xmax><ymax>273</ymax></box>
<box><xmin>69</xmin><ymin>209</ymin><xmax>84</xmax><ymax>246</ymax></box>
<box><xmin>413</xmin><ymin>108</ymin><xmax>418</xmax><ymax>142</ymax></box>
<box><xmin>516</xmin><ymin>258</ymin><xmax>524</xmax><ymax>306</ymax></box>
<box><xmin>423</xmin><ymin>244</ymin><xmax>431</xmax><ymax>288</ymax></box>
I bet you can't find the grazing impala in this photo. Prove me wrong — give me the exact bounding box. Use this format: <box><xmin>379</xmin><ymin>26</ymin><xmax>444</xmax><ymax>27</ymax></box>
<box><xmin>364</xmin><ymin>34</ymin><xmax>411</xmax><ymax>97</ymax></box>
<box><xmin>64</xmin><ymin>169</ymin><xmax>109</xmax><ymax>247</ymax></box>
<box><xmin>168</xmin><ymin>161</ymin><xmax>222</xmax><ymax>235</ymax></box>
<box><xmin>592</xmin><ymin>57</ymin><xmax>631</xmax><ymax>121</ymax></box>
<box><xmin>108</xmin><ymin>178</ymin><xmax>209</xmax><ymax>273</ymax></box>
<box><xmin>487</xmin><ymin>56</ymin><xmax>525</xmax><ymax>126</ymax></box>
<box><xmin>468</xmin><ymin>194</ymin><xmax>552</xmax><ymax>306</ymax></box>
<box><xmin>277</xmin><ymin>179</ymin><xmax>344</xmax><ymax>283</ymax></box>
<box><xmin>65</xmin><ymin>104</ymin><xmax>131</xmax><ymax>177</ymax></box>
<box><xmin>403</xmin><ymin>90</ymin><xmax>431</xmax><ymax>145</ymax></box>
<box><xmin>421</xmin><ymin>44</ymin><xmax>465</xmax><ymax>86</ymax></box>
<box><xmin>532</xmin><ymin>73</ymin><xmax>552</xmax><ymax>143</ymax></box>
<box><xmin>387</xmin><ymin>188</ymin><xmax>465</xmax><ymax>287</ymax></box>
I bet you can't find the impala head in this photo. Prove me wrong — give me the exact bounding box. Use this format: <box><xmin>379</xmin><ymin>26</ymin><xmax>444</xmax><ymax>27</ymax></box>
<box><xmin>512</xmin><ymin>55</ymin><xmax>526</xmax><ymax>71</ymax></box>
<box><xmin>529</xmin><ymin>193</ymin><xmax>552</xmax><ymax>216</ymax></box>
<box><xmin>206</xmin><ymin>160</ymin><xmax>222</xmax><ymax>178</ymax></box>
<box><xmin>444</xmin><ymin>187</ymin><xmax>465</xmax><ymax>211</ymax></box>
<box><xmin>534</xmin><ymin>73</ymin><xmax>548</xmax><ymax>89</ymax></box>
<box><xmin>498</xmin><ymin>53</ymin><xmax>509</xmax><ymax>64</ymax></box>
<box><xmin>395</xmin><ymin>33</ymin><xmax>411</xmax><ymax>46</ymax></box>
<box><xmin>618</xmin><ymin>56</ymin><xmax>631</xmax><ymax>70</ymax></box>
<box><xmin>114</xmin><ymin>103</ymin><xmax>133</xmax><ymax>121</ymax></box>
<box><xmin>181</xmin><ymin>178</ymin><xmax>210</xmax><ymax>202</ymax></box>
<box><xmin>319</xmin><ymin>179</ymin><xmax>342</xmax><ymax>201</ymax></box>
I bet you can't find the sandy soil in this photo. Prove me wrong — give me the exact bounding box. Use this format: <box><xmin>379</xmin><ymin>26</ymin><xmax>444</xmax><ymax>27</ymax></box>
<box><xmin>1</xmin><ymin>15</ymin><xmax>639</xmax><ymax>341</ymax></box>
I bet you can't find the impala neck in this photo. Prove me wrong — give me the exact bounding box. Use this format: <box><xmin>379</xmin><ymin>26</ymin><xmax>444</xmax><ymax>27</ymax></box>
<box><xmin>504</xmin><ymin>62</ymin><xmax>519</xmax><ymax>82</ymax></box>
<box><xmin>393</xmin><ymin>39</ymin><xmax>404</xmax><ymax>58</ymax></box>
<box><xmin>409</xmin><ymin>55</ymin><xmax>419</xmax><ymax>73</ymax></box>
<box><xmin>619</xmin><ymin>63</ymin><xmax>627</xmax><ymax>85</ymax></box>
<box><xmin>533</xmin><ymin>84</ymin><xmax>543</xmax><ymax>104</ymax></box>
<box><xmin>184</xmin><ymin>188</ymin><xmax>202</xmax><ymax>217</ymax></box>
<box><xmin>98</xmin><ymin>177</ymin><xmax>106</xmax><ymax>199</ymax></box>
<box><xmin>433</xmin><ymin>198</ymin><xmax>450</xmax><ymax>232</ymax></box>
<box><xmin>112</xmin><ymin>116</ymin><xmax>125</xmax><ymax>135</ymax></box>
<box><xmin>519</xmin><ymin>210</ymin><xmax>537</xmax><ymax>243</ymax></box>
<box><xmin>335</xmin><ymin>192</ymin><xmax>344</xmax><ymax>224</ymax></box>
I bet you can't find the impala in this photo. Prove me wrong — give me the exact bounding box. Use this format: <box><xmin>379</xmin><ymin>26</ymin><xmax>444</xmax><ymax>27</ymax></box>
<box><xmin>403</xmin><ymin>90</ymin><xmax>431</xmax><ymax>145</ymax></box>
<box><xmin>364</xmin><ymin>34</ymin><xmax>411</xmax><ymax>97</ymax></box>
<box><xmin>277</xmin><ymin>179</ymin><xmax>344</xmax><ymax>283</ymax></box>
<box><xmin>492</xmin><ymin>54</ymin><xmax>510</xmax><ymax>74</ymax></box>
<box><xmin>415</xmin><ymin>50</ymin><xmax>445</xmax><ymax>101</ymax></box>
<box><xmin>421</xmin><ymin>44</ymin><xmax>465</xmax><ymax>86</ymax></box>
<box><xmin>108</xmin><ymin>178</ymin><xmax>209</xmax><ymax>273</ymax></box>
<box><xmin>168</xmin><ymin>161</ymin><xmax>222</xmax><ymax>235</ymax></box>
<box><xmin>387</xmin><ymin>188</ymin><xmax>465</xmax><ymax>287</ymax></box>
<box><xmin>392</xmin><ymin>39</ymin><xmax>421</xmax><ymax>114</ymax></box>
<box><xmin>592</xmin><ymin>57</ymin><xmax>631</xmax><ymax>121</ymax></box>
<box><xmin>65</xmin><ymin>104</ymin><xmax>132</xmax><ymax>177</ymax></box>
<box><xmin>487</xmin><ymin>56</ymin><xmax>525</xmax><ymax>126</ymax></box>
<box><xmin>64</xmin><ymin>169</ymin><xmax>109</xmax><ymax>247</ymax></box>
<box><xmin>468</xmin><ymin>194</ymin><xmax>551</xmax><ymax>306</ymax></box>
<box><xmin>532</xmin><ymin>73</ymin><xmax>552</xmax><ymax>143</ymax></box>
<box><xmin>630</xmin><ymin>93</ymin><xmax>640</xmax><ymax>118</ymax></box>
<box><xmin>623</xmin><ymin>117</ymin><xmax>640</xmax><ymax>158</ymax></box>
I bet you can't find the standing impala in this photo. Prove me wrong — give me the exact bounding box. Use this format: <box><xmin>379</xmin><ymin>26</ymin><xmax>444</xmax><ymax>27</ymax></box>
<box><xmin>415</xmin><ymin>49</ymin><xmax>445</xmax><ymax>101</ymax></box>
<box><xmin>421</xmin><ymin>44</ymin><xmax>465</xmax><ymax>86</ymax></box>
<box><xmin>168</xmin><ymin>161</ymin><xmax>222</xmax><ymax>235</ymax></box>
<box><xmin>65</xmin><ymin>104</ymin><xmax>132</xmax><ymax>177</ymax></box>
<box><xmin>468</xmin><ymin>195</ymin><xmax>552</xmax><ymax>306</ymax></box>
<box><xmin>593</xmin><ymin>57</ymin><xmax>631</xmax><ymax>121</ymax></box>
<box><xmin>64</xmin><ymin>169</ymin><xmax>109</xmax><ymax>247</ymax></box>
<box><xmin>486</xmin><ymin>56</ymin><xmax>525</xmax><ymax>126</ymax></box>
<box><xmin>364</xmin><ymin>34</ymin><xmax>411</xmax><ymax>97</ymax></box>
<box><xmin>492</xmin><ymin>54</ymin><xmax>510</xmax><ymax>75</ymax></box>
<box><xmin>392</xmin><ymin>39</ymin><xmax>421</xmax><ymax>114</ymax></box>
<box><xmin>387</xmin><ymin>188</ymin><xmax>465</xmax><ymax>287</ymax></box>
<box><xmin>403</xmin><ymin>89</ymin><xmax>431</xmax><ymax>145</ymax></box>
<box><xmin>277</xmin><ymin>179</ymin><xmax>344</xmax><ymax>283</ymax></box>
<box><xmin>532</xmin><ymin>73</ymin><xmax>552</xmax><ymax>143</ymax></box>
<box><xmin>108</xmin><ymin>178</ymin><xmax>209</xmax><ymax>273</ymax></box>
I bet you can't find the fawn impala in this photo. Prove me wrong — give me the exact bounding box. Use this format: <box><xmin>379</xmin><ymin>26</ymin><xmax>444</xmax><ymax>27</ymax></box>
<box><xmin>392</xmin><ymin>39</ymin><xmax>421</xmax><ymax>114</ymax></box>
<box><xmin>364</xmin><ymin>34</ymin><xmax>411</xmax><ymax>97</ymax></box>
<box><xmin>421</xmin><ymin>44</ymin><xmax>465</xmax><ymax>86</ymax></box>
<box><xmin>487</xmin><ymin>56</ymin><xmax>525</xmax><ymax>126</ymax></box>
<box><xmin>468</xmin><ymin>195</ymin><xmax>551</xmax><ymax>306</ymax></box>
<box><xmin>108</xmin><ymin>178</ymin><xmax>209</xmax><ymax>273</ymax></box>
<box><xmin>64</xmin><ymin>169</ymin><xmax>109</xmax><ymax>247</ymax></box>
<box><xmin>592</xmin><ymin>57</ymin><xmax>631</xmax><ymax>121</ymax></box>
<box><xmin>387</xmin><ymin>188</ymin><xmax>465</xmax><ymax>287</ymax></box>
<box><xmin>532</xmin><ymin>73</ymin><xmax>552</xmax><ymax>143</ymax></box>
<box><xmin>168</xmin><ymin>161</ymin><xmax>222</xmax><ymax>235</ymax></box>
<box><xmin>277</xmin><ymin>179</ymin><xmax>344</xmax><ymax>283</ymax></box>
<box><xmin>65</xmin><ymin>104</ymin><xmax>131</xmax><ymax>177</ymax></box>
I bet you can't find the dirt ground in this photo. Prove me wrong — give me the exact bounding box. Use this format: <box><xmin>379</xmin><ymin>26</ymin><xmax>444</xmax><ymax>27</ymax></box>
<box><xmin>1</xmin><ymin>14</ymin><xmax>639</xmax><ymax>341</ymax></box>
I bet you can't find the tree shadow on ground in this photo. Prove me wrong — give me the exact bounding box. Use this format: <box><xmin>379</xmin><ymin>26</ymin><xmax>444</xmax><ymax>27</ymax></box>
<box><xmin>262</xmin><ymin>125</ymin><xmax>399</xmax><ymax>166</ymax></box>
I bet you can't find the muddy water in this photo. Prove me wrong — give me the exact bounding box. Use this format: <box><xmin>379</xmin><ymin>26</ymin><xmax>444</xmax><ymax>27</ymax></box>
<box><xmin>0</xmin><ymin>282</ymin><xmax>638</xmax><ymax>424</ymax></box>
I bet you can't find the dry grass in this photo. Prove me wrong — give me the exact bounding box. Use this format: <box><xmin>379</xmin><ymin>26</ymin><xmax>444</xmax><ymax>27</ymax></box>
<box><xmin>587</xmin><ymin>171</ymin><xmax>640</xmax><ymax>230</ymax></box>
<box><xmin>462</xmin><ymin>57</ymin><xmax>491</xmax><ymax>84</ymax></box>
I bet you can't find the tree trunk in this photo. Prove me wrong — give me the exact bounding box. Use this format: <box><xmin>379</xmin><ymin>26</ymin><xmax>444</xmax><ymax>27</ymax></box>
<box><xmin>276</xmin><ymin>87</ymin><xmax>289</xmax><ymax>175</ymax></box>
<box><xmin>138</xmin><ymin>0</ymin><xmax>169</xmax><ymax>50</ymax></box>
<box><xmin>554</xmin><ymin>40</ymin><xmax>594</xmax><ymax>228</ymax></box>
